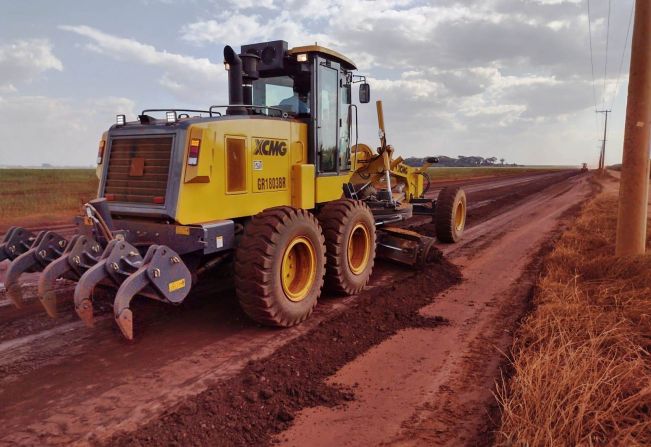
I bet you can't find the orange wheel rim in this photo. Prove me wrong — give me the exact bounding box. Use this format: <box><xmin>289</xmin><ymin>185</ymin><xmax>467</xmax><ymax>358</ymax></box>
<box><xmin>347</xmin><ymin>223</ymin><xmax>371</xmax><ymax>275</ymax></box>
<box><xmin>454</xmin><ymin>200</ymin><xmax>465</xmax><ymax>231</ymax></box>
<box><xmin>281</xmin><ymin>236</ymin><xmax>316</xmax><ymax>302</ymax></box>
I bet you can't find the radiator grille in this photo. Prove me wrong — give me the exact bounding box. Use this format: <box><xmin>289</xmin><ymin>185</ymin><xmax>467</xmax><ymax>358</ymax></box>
<box><xmin>104</xmin><ymin>136</ymin><xmax>173</xmax><ymax>204</ymax></box>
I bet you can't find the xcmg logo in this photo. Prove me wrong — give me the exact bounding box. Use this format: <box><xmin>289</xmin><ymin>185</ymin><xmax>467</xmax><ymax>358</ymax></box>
<box><xmin>254</xmin><ymin>138</ymin><xmax>287</xmax><ymax>156</ymax></box>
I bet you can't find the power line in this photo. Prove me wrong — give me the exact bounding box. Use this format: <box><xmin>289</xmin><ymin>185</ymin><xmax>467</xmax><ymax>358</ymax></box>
<box><xmin>602</xmin><ymin>0</ymin><xmax>612</xmax><ymax>108</ymax></box>
<box><xmin>610</xmin><ymin>2</ymin><xmax>635</xmax><ymax>109</ymax></box>
<box><xmin>586</xmin><ymin>0</ymin><xmax>598</xmax><ymax>113</ymax></box>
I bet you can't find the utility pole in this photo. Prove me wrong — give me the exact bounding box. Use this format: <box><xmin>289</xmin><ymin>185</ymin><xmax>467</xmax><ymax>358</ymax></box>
<box><xmin>596</xmin><ymin>109</ymin><xmax>611</xmax><ymax>171</ymax></box>
<box><xmin>616</xmin><ymin>0</ymin><xmax>651</xmax><ymax>256</ymax></box>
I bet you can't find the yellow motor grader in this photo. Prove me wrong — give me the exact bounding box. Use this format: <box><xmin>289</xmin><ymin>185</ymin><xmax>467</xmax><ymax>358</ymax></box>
<box><xmin>0</xmin><ymin>41</ymin><xmax>466</xmax><ymax>340</ymax></box>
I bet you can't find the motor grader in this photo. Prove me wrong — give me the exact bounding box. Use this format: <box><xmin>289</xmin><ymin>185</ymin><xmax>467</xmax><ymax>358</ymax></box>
<box><xmin>0</xmin><ymin>40</ymin><xmax>466</xmax><ymax>340</ymax></box>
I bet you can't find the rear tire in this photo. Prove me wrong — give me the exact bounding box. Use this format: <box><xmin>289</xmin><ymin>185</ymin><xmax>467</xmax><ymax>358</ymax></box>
<box><xmin>435</xmin><ymin>186</ymin><xmax>466</xmax><ymax>243</ymax></box>
<box><xmin>319</xmin><ymin>199</ymin><xmax>376</xmax><ymax>295</ymax></box>
<box><xmin>234</xmin><ymin>206</ymin><xmax>326</xmax><ymax>327</ymax></box>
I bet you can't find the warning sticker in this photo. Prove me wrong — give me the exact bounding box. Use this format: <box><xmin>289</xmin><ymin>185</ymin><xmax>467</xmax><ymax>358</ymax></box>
<box><xmin>175</xmin><ymin>226</ymin><xmax>191</xmax><ymax>236</ymax></box>
<box><xmin>168</xmin><ymin>278</ymin><xmax>186</xmax><ymax>292</ymax></box>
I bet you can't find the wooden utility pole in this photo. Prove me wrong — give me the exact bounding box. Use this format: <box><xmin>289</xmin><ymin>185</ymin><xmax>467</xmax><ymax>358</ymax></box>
<box><xmin>596</xmin><ymin>110</ymin><xmax>611</xmax><ymax>171</ymax></box>
<box><xmin>615</xmin><ymin>0</ymin><xmax>651</xmax><ymax>256</ymax></box>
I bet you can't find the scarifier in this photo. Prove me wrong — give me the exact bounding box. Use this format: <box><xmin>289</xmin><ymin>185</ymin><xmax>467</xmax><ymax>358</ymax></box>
<box><xmin>0</xmin><ymin>41</ymin><xmax>467</xmax><ymax>340</ymax></box>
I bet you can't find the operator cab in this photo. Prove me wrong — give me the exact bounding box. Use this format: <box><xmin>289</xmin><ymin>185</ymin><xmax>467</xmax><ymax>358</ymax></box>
<box><xmin>227</xmin><ymin>40</ymin><xmax>370</xmax><ymax>176</ymax></box>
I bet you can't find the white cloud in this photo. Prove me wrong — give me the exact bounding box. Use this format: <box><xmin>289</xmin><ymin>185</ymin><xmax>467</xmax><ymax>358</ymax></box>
<box><xmin>0</xmin><ymin>39</ymin><xmax>63</xmax><ymax>92</ymax></box>
<box><xmin>171</xmin><ymin>0</ymin><xmax>628</xmax><ymax>165</ymax></box>
<box><xmin>181</xmin><ymin>13</ymin><xmax>264</xmax><ymax>45</ymax></box>
<box><xmin>0</xmin><ymin>95</ymin><xmax>136</xmax><ymax>166</ymax></box>
<box><xmin>225</xmin><ymin>0</ymin><xmax>276</xmax><ymax>10</ymax></box>
<box><xmin>59</xmin><ymin>25</ymin><xmax>227</xmax><ymax>103</ymax></box>
<box><xmin>180</xmin><ymin>11</ymin><xmax>332</xmax><ymax>48</ymax></box>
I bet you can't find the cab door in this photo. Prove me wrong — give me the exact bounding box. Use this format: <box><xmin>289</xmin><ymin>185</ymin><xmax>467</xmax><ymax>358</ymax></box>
<box><xmin>313</xmin><ymin>57</ymin><xmax>352</xmax><ymax>202</ymax></box>
<box><xmin>316</xmin><ymin>59</ymin><xmax>339</xmax><ymax>174</ymax></box>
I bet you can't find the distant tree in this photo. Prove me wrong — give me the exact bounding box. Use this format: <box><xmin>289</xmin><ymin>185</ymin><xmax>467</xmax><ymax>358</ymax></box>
<box><xmin>468</xmin><ymin>156</ymin><xmax>484</xmax><ymax>166</ymax></box>
<box><xmin>402</xmin><ymin>155</ymin><xmax>518</xmax><ymax>168</ymax></box>
<box><xmin>404</xmin><ymin>157</ymin><xmax>423</xmax><ymax>167</ymax></box>
<box><xmin>437</xmin><ymin>155</ymin><xmax>456</xmax><ymax>166</ymax></box>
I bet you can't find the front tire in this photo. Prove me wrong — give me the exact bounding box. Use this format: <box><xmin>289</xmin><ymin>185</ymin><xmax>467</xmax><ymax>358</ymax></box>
<box><xmin>435</xmin><ymin>186</ymin><xmax>466</xmax><ymax>243</ymax></box>
<box><xmin>234</xmin><ymin>206</ymin><xmax>326</xmax><ymax>327</ymax></box>
<box><xmin>319</xmin><ymin>199</ymin><xmax>376</xmax><ymax>295</ymax></box>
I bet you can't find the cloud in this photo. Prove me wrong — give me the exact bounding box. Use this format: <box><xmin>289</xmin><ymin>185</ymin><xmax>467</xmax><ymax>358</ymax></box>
<box><xmin>224</xmin><ymin>0</ymin><xmax>276</xmax><ymax>10</ymax></box>
<box><xmin>59</xmin><ymin>25</ymin><xmax>227</xmax><ymax>103</ymax></box>
<box><xmin>170</xmin><ymin>0</ymin><xmax>628</xmax><ymax>165</ymax></box>
<box><xmin>0</xmin><ymin>95</ymin><xmax>136</xmax><ymax>166</ymax></box>
<box><xmin>180</xmin><ymin>11</ymin><xmax>332</xmax><ymax>48</ymax></box>
<box><xmin>0</xmin><ymin>39</ymin><xmax>63</xmax><ymax>92</ymax></box>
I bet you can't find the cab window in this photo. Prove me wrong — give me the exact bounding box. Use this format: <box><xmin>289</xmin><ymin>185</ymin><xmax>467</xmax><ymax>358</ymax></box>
<box><xmin>317</xmin><ymin>64</ymin><xmax>339</xmax><ymax>172</ymax></box>
<box><xmin>252</xmin><ymin>76</ymin><xmax>310</xmax><ymax>115</ymax></box>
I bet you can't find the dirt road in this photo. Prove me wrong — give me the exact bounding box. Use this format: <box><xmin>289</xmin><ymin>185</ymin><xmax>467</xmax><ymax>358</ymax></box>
<box><xmin>0</xmin><ymin>170</ymin><xmax>591</xmax><ymax>446</ymax></box>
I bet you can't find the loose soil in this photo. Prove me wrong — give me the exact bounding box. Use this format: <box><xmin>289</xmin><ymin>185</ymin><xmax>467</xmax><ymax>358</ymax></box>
<box><xmin>107</xmin><ymin>252</ymin><xmax>461</xmax><ymax>447</ymax></box>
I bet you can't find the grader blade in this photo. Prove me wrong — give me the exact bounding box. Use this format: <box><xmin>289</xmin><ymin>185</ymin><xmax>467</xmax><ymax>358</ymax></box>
<box><xmin>114</xmin><ymin>245</ymin><xmax>192</xmax><ymax>341</ymax></box>
<box><xmin>73</xmin><ymin>240</ymin><xmax>143</xmax><ymax>327</ymax></box>
<box><xmin>0</xmin><ymin>227</ymin><xmax>36</xmax><ymax>262</ymax></box>
<box><xmin>376</xmin><ymin>227</ymin><xmax>437</xmax><ymax>269</ymax></box>
<box><xmin>38</xmin><ymin>235</ymin><xmax>103</xmax><ymax>317</ymax></box>
<box><xmin>4</xmin><ymin>231</ymin><xmax>67</xmax><ymax>308</ymax></box>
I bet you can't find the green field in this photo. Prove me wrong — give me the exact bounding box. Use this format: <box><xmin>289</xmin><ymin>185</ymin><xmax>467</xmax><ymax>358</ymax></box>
<box><xmin>0</xmin><ymin>169</ymin><xmax>98</xmax><ymax>225</ymax></box>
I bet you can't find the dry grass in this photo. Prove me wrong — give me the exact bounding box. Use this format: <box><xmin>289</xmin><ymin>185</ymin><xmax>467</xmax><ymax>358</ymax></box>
<box><xmin>496</xmin><ymin>181</ymin><xmax>651</xmax><ymax>446</ymax></box>
<box><xmin>0</xmin><ymin>169</ymin><xmax>97</xmax><ymax>226</ymax></box>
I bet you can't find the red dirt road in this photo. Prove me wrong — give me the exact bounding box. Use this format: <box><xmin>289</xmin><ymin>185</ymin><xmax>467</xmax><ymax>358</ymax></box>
<box><xmin>0</xmin><ymin>170</ymin><xmax>591</xmax><ymax>446</ymax></box>
<box><xmin>280</xmin><ymin>173</ymin><xmax>591</xmax><ymax>446</ymax></box>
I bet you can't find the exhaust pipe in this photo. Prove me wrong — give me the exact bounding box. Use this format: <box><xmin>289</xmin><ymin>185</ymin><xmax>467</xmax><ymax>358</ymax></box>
<box><xmin>240</xmin><ymin>52</ymin><xmax>260</xmax><ymax>106</ymax></box>
<box><xmin>224</xmin><ymin>45</ymin><xmax>246</xmax><ymax>115</ymax></box>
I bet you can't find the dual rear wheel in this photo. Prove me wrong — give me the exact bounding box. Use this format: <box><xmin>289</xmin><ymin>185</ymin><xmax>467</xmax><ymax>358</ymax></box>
<box><xmin>234</xmin><ymin>200</ymin><xmax>375</xmax><ymax>327</ymax></box>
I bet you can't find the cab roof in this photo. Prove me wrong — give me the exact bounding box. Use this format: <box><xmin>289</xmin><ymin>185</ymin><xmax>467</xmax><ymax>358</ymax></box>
<box><xmin>288</xmin><ymin>45</ymin><xmax>357</xmax><ymax>70</ymax></box>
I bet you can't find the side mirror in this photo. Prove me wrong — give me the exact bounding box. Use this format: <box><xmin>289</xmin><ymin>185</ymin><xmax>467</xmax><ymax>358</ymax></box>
<box><xmin>425</xmin><ymin>157</ymin><xmax>439</xmax><ymax>164</ymax></box>
<box><xmin>359</xmin><ymin>83</ymin><xmax>370</xmax><ymax>103</ymax></box>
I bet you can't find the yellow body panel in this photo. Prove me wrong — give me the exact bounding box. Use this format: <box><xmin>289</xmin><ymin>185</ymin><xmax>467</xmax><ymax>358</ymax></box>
<box><xmin>171</xmin><ymin>115</ymin><xmax>425</xmax><ymax>224</ymax></box>
<box><xmin>175</xmin><ymin>119</ymin><xmax>312</xmax><ymax>224</ymax></box>
<box><xmin>315</xmin><ymin>175</ymin><xmax>349</xmax><ymax>203</ymax></box>
<box><xmin>291</xmin><ymin>164</ymin><xmax>316</xmax><ymax>209</ymax></box>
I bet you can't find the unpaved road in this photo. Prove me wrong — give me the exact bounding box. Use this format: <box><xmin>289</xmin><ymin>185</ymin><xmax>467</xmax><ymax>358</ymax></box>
<box><xmin>0</xmin><ymin>170</ymin><xmax>591</xmax><ymax>446</ymax></box>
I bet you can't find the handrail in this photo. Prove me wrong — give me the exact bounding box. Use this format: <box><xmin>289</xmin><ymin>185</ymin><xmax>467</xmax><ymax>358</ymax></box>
<box><xmin>208</xmin><ymin>104</ymin><xmax>289</xmax><ymax>118</ymax></box>
<box><xmin>140</xmin><ymin>108</ymin><xmax>222</xmax><ymax>117</ymax></box>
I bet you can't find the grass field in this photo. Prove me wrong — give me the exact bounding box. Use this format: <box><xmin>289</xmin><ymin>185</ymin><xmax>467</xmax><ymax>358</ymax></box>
<box><xmin>425</xmin><ymin>166</ymin><xmax>568</xmax><ymax>181</ymax></box>
<box><xmin>0</xmin><ymin>169</ymin><xmax>97</xmax><ymax>227</ymax></box>
<box><xmin>0</xmin><ymin>166</ymin><xmax>573</xmax><ymax>229</ymax></box>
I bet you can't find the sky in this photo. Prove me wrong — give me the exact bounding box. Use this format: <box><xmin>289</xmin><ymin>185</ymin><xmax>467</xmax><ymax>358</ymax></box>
<box><xmin>0</xmin><ymin>0</ymin><xmax>636</xmax><ymax>167</ymax></box>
